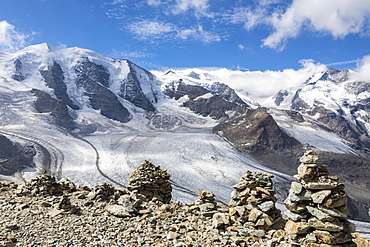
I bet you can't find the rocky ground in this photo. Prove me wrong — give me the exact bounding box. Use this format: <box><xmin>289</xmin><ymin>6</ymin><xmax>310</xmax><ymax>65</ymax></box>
<box><xmin>0</xmin><ymin>158</ymin><xmax>370</xmax><ymax>247</ymax></box>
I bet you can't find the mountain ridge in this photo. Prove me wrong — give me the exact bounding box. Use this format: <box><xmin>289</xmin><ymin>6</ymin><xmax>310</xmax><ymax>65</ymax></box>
<box><xmin>0</xmin><ymin>43</ymin><xmax>369</xmax><ymax>222</ymax></box>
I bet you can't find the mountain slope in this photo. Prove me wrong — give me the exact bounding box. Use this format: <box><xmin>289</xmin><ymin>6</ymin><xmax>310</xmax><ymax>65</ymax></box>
<box><xmin>0</xmin><ymin>44</ymin><xmax>369</xmax><ymax>222</ymax></box>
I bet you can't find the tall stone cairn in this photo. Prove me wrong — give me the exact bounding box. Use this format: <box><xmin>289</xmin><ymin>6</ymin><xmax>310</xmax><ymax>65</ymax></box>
<box><xmin>284</xmin><ymin>150</ymin><xmax>356</xmax><ymax>246</ymax></box>
<box><xmin>228</xmin><ymin>170</ymin><xmax>284</xmax><ymax>234</ymax></box>
<box><xmin>126</xmin><ymin>160</ymin><xmax>172</xmax><ymax>203</ymax></box>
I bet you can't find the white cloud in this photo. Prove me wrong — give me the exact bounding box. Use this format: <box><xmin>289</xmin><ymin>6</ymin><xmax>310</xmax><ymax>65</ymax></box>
<box><xmin>147</xmin><ymin>0</ymin><xmax>162</xmax><ymax>7</ymax></box>
<box><xmin>229</xmin><ymin>7</ymin><xmax>267</xmax><ymax>31</ymax></box>
<box><xmin>170</xmin><ymin>0</ymin><xmax>212</xmax><ymax>18</ymax></box>
<box><xmin>237</xmin><ymin>44</ymin><xmax>252</xmax><ymax>52</ymax></box>
<box><xmin>0</xmin><ymin>20</ymin><xmax>32</xmax><ymax>52</ymax></box>
<box><xmin>111</xmin><ymin>0</ymin><xmax>370</xmax><ymax>49</ymax></box>
<box><xmin>193</xmin><ymin>25</ymin><xmax>221</xmax><ymax>43</ymax></box>
<box><xmin>350</xmin><ymin>55</ymin><xmax>370</xmax><ymax>81</ymax></box>
<box><xmin>127</xmin><ymin>20</ymin><xmax>176</xmax><ymax>40</ymax></box>
<box><xmin>128</xmin><ymin>20</ymin><xmax>220</xmax><ymax>43</ymax></box>
<box><xmin>326</xmin><ymin>60</ymin><xmax>358</xmax><ymax>67</ymax></box>
<box><xmin>263</xmin><ymin>0</ymin><xmax>370</xmax><ymax>50</ymax></box>
<box><xmin>205</xmin><ymin>59</ymin><xmax>327</xmax><ymax>100</ymax></box>
<box><xmin>56</xmin><ymin>42</ymin><xmax>68</xmax><ymax>49</ymax></box>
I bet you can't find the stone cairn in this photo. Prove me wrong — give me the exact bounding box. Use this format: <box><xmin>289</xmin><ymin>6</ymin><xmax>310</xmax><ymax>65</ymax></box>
<box><xmin>284</xmin><ymin>150</ymin><xmax>356</xmax><ymax>246</ymax></box>
<box><xmin>228</xmin><ymin>170</ymin><xmax>285</xmax><ymax>235</ymax></box>
<box><xmin>195</xmin><ymin>190</ymin><xmax>219</xmax><ymax>218</ymax></box>
<box><xmin>24</xmin><ymin>174</ymin><xmax>65</xmax><ymax>196</ymax></box>
<box><xmin>87</xmin><ymin>182</ymin><xmax>124</xmax><ymax>202</ymax></box>
<box><xmin>126</xmin><ymin>160</ymin><xmax>172</xmax><ymax>204</ymax></box>
<box><xmin>14</xmin><ymin>174</ymin><xmax>76</xmax><ymax>196</ymax></box>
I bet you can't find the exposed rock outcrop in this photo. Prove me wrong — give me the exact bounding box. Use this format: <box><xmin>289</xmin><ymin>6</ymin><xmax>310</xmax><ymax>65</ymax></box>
<box><xmin>119</xmin><ymin>61</ymin><xmax>157</xmax><ymax>112</ymax></box>
<box><xmin>41</xmin><ymin>61</ymin><xmax>79</xmax><ymax>110</ymax></box>
<box><xmin>32</xmin><ymin>89</ymin><xmax>75</xmax><ymax>128</ymax></box>
<box><xmin>209</xmin><ymin>82</ymin><xmax>248</xmax><ymax>106</ymax></box>
<box><xmin>0</xmin><ymin>135</ymin><xmax>35</xmax><ymax>176</ymax></box>
<box><xmin>11</xmin><ymin>59</ymin><xmax>25</xmax><ymax>82</ymax></box>
<box><xmin>75</xmin><ymin>57</ymin><xmax>132</xmax><ymax>123</ymax></box>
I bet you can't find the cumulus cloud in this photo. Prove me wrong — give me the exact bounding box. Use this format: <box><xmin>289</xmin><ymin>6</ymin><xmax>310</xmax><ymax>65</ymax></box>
<box><xmin>205</xmin><ymin>59</ymin><xmax>327</xmax><ymax>100</ymax></box>
<box><xmin>262</xmin><ymin>0</ymin><xmax>370</xmax><ymax>50</ymax></box>
<box><xmin>0</xmin><ymin>20</ymin><xmax>32</xmax><ymax>52</ymax></box>
<box><xmin>227</xmin><ymin>0</ymin><xmax>370</xmax><ymax>50</ymax></box>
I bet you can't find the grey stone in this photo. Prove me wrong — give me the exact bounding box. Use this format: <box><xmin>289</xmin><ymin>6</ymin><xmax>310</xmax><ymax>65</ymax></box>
<box><xmin>306</xmin><ymin>206</ymin><xmax>334</xmax><ymax>221</ymax></box>
<box><xmin>311</xmin><ymin>190</ymin><xmax>331</xmax><ymax>204</ymax></box>
<box><xmin>258</xmin><ymin>201</ymin><xmax>275</xmax><ymax>212</ymax></box>
<box><xmin>105</xmin><ymin>205</ymin><xmax>132</xmax><ymax>217</ymax></box>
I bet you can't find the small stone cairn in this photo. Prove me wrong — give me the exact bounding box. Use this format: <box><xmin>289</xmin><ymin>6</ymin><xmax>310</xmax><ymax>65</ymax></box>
<box><xmin>87</xmin><ymin>182</ymin><xmax>124</xmax><ymax>202</ymax></box>
<box><xmin>195</xmin><ymin>190</ymin><xmax>219</xmax><ymax>218</ymax></box>
<box><xmin>228</xmin><ymin>170</ymin><xmax>285</xmax><ymax>234</ymax></box>
<box><xmin>284</xmin><ymin>150</ymin><xmax>356</xmax><ymax>246</ymax></box>
<box><xmin>15</xmin><ymin>174</ymin><xmax>76</xmax><ymax>196</ymax></box>
<box><xmin>126</xmin><ymin>160</ymin><xmax>172</xmax><ymax>203</ymax></box>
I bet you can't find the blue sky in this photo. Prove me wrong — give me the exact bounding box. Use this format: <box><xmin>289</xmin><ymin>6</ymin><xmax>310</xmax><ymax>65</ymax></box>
<box><xmin>1</xmin><ymin>0</ymin><xmax>370</xmax><ymax>72</ymax></box>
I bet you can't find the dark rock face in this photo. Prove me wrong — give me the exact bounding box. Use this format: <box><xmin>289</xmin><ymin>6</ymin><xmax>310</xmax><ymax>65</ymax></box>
<box><xmin>273</xmin><ymin>90</ymin><xmax>289</xmax><ymax>106</ymax></box>
<box><xmin>345</xmin><ymin>81</ymin><xmax>370</xmax><ymax>95</ymax></box>
<box><xmin>317</xmin><ymin>151</ymin><xmax>370</xmax><ymax>191</ymax></box>
<box><xmin>32</xmin><ymin>89</ymin><xmax>74</xmax><ymax>128</ymax></box>
<box><xmin>209</xmin><ymin>82</ymin><xmax>247</xmax><ymax>106</ymax></box>
<box><xmin>75</xmin><ymin>57</ymin><xmax>131</xmax><ymax>123</ymax></box>
<box><xmin>213</xmin><ymin>108</ymin><xmax>302</xmax><ymax>166</ymax></box>
<box><xmin>11</xmin><ymin>59</ymin><xmax>25</xmax><ymax>82</ymax></box>
<box><xmin>119</xmin><ymin>61</ymin><xmax>157</xmax><ymax>112</ymax></box>
<box><xmin>0</xmin><ymin>135</ymin><xmax>35</xmax><ymax>176</ymax></box>
<box><xmin>291</xmin><ymin>89</ymin><xmax>310</xmax><ymax>111</ymax></box>
<box><xmin>41</xmin><ymin>62</ymin><xmax>79</xmax><ymax>110</ymax></box>
<box><xmin>314</xmin><ymin>107</ymin><xmax>370</xmax><ymax>148</ymax></box>
<box><xmin>165</xmin><ymin>80</ymin><xmax>209</xmax><ymax>100</ymax></box>
<box><xmin>183</xmin><ymin>95</ymin><xmax>246</xmax><ymax>121</ymax></box>
<box><xmin>284</xmin><ymin>110</ymin><xmax>305</xmax><ymax>123</ymax></box>
<box><xmin>75</xmin><ymin>57</ymin><xmax>110</xmax><ymax>88</ymax></box>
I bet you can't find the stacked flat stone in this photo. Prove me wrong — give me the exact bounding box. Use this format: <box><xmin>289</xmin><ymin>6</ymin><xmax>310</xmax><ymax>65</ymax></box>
<box><xmin>284</xmin><ymin>150</ymin><xmax>356</xmax><ymax>246</ymax></box>
<box><xmin>126</xmin><ymin>160</ymin><xmax>172</xmax><ymax>203</ymax></box>
<box><xmin>195</xmin><ymin>190</ymin><xmax>218</xmax><ymax>218</ymax></box>
<box><xmin>228</xmin><ymin>170</ymin><xmax>284</xmax><ymax>233</ymax></box>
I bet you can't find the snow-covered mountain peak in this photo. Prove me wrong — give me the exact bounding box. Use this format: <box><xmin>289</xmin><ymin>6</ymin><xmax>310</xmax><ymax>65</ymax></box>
<box><xmin>153</xmin><ymin>68</ymin><xmax>259</xmax><ymax>108</ymax></box>
<box><xmin>264</xmin><ymin>68</ymin><xmax>370</xmax><ymax>156</ymax></box>
<box><xmin>0</xmin><ymin>43</ymin><xmax>163</xmax><ymax>127</ymax></box>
